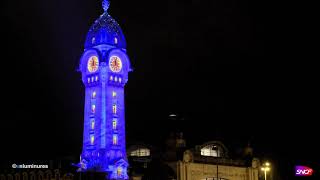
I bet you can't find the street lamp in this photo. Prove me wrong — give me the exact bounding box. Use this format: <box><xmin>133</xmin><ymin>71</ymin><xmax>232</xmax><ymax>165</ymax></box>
<box><xmin>261</xmin><ymin>162</ymin><xmax>270</xmax><ymax>180</ymax></box>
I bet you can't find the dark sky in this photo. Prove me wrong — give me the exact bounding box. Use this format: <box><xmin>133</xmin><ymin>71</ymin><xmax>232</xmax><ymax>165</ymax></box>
<box><xmin>1</xmin><ymin>0</ymin><xmax>318</xmax><ymax>178</ymax></box>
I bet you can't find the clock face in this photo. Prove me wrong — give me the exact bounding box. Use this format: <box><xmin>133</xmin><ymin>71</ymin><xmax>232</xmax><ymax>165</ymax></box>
<box><xmin>87</xmin><ymin>56</ymin><xmax>99</xmax><ymax>73</ymax></box>
<box><xmin>109</xmin><ymin>56</ymin><xmax>122</xmax><ymax>72</ymax></box>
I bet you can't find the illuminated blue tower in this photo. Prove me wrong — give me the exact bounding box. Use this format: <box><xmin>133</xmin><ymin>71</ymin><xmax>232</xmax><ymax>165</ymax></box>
<box><xmin>78</xmin><ymin>0</ymin><xmax>131</xmax><ymax>179</ymax></box>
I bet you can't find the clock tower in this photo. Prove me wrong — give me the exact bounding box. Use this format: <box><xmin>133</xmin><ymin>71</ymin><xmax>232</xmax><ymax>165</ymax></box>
<box><xmin>78</xmin><ymin>0</ymin><xmax>131</xmax><ymax>179</ymax></box>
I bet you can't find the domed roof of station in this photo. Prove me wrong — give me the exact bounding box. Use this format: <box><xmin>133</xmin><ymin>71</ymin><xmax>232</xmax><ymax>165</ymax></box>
<box><xmin>85</xmin><ymin>0</ymin><xmax>126</xmax><ymax>49</ymax></box>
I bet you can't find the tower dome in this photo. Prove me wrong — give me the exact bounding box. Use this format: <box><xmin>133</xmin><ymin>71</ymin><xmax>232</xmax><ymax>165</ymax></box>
<box><xmin>85</xmin><ymin>0</ymin><xmax>126</xmax><ymax>49</ymax></box>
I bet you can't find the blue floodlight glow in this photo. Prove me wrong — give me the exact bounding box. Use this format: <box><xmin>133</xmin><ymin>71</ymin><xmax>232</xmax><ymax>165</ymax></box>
<box><xmin>78</xmin><ymin>0</ymin><xmax>131</xmax><ymax>179</ymax></box>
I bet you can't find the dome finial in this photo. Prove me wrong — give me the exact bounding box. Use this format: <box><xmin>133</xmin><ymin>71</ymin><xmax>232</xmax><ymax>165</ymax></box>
<box><xmin>102</xmin><ymin>0</ymin><xmax>110</xmax><ymax>11</ymax></box>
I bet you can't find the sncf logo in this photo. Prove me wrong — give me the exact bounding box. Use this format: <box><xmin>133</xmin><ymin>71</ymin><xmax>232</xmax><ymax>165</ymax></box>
<box><xmin>295</xmin><ymin>166</ymin><xmax>314</xmax><ymax>176</ymax></box>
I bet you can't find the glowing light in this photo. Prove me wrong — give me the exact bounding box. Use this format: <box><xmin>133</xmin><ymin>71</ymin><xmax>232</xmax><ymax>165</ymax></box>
<box><xmin>91</xmin><ymin>104</ymin><xmax>96</xmax><ymax>113</ymax></box>
<box><xmin>91</xmin><ymin>119</ymin><xmax>95</xmax><ymax>130</ymax></box>
<box><xmin>110</xmin><ymin>76</ymin><xmax>113</xmax><ymax>81</ymax></box>
<box><xmin>265</xmin><ymin>162</ymin><xmax>270</xmax><ymax>166</ymax></box>
<box><xmin>114</xmin><ymin>37</ymin><xmax>118</xmax><ymax>44</ymax></box>
<box><xmin>92</xmin><ymin>91</ymin><xmax>96</xmax><ymax>98</ymax></box>
<box><xmin>112</xmin><ymin>91</ymin><xmax>117</xmax><ymax>97</ymax></box>
<box><xmin>117</xmin><ymin>167</ymin><xmax>122</xmax><ymax>176</ymax></box>
<box><xmin>112</xmin><ymin>104</ymin><xmax>117</xmax><ymax>114</ymax></box>
<box><xmin>115</xmin><ymin>77</ymin><xmax>118</xmax><ymax>82</ymax></box>
<box><xmin>119</xmin><ymin>78</ymin><xmax>122</xmax><ymax>83</ymax></box>
<box><xmin>113</xmin><ymin>134</ymin><xmax>118</xmax><ymax>145</ymax></box>
<box><xmin>95</xmin><ymin>76</ymin><xmax>98</xmax><ymax>81</ymax></box>
<box><xmin>130</xmin><ymin>148</ymin><xmax>150</xmax><ymax>157</ymax></box>
<box><xmin>112</xmin><ymin>118</ymin><xmax>117</xmax><ymax>130</ymax></box>
<box><xmin>201</xmin><ymin>145</ymin><xmax>219</xmax><ymax>157</ymax></box>
<box><xmin>88</xmin><ymin>78</ymin><xmax>90</xmax><ymax>83</ymax></box>
<box><xmin>90</xmin><ymin>135</ymin><xmax>94</xmax><ymax>145</ymax></box>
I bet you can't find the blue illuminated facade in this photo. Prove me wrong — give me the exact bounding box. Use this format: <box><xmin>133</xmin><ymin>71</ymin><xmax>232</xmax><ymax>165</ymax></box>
<box><xmin>78</xmin><ymin>0</ymin><xmax>131</xmax><ymax>179</ymax></box>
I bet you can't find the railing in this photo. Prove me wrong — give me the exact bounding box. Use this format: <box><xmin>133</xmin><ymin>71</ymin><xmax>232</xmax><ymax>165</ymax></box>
<box><xmin>193</xmin><ymin>155</ymin><xmax>247</xmax><ymax>167</ymax></box>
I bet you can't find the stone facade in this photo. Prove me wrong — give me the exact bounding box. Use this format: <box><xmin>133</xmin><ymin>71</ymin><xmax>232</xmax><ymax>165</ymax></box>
<box><xmin>177</xmin><ymin>161</ymin><xmax>258</xmax><ymax>180</ymax></box>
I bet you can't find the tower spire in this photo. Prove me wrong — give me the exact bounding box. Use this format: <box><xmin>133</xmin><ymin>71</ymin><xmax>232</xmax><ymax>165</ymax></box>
<box><xmin>102</xmin><ymin>0</ymin><xmax>110</xmax><ymax>11</ymax></box>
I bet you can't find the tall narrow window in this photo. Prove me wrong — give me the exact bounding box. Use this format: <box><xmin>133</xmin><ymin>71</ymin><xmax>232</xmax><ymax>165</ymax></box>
<box><xmin>91</xmin><ymin>119</ymin><xmax>95</xmax><ymax>130</ymax></box>
<box><xmin>91</xmin><ymin>104</ymin><xmax>96</xmax><ymax>113</ymax></box>
<box><xmin>92</xmin><ymin>91</ymin><xmax>96</xmax><ymax>99</ymax></box>
<box><xmin>112</xmin><ymin>91</ymin><xmax>117</xmax><ymax>98</ymax></box>
<box><xmin>117</xmin><ymin>167</ymin><xmax>122</xmax><ymax>176</ymax></box>
<box><xmin>112</xmin><ymin>118</ymin><xmax>117</xmax><ymax>130</ymax></box>
<box><xmin>113</xmin><ymin>134</ymin><xmax>118</xmax><ymax>145</ymax></box>
<box><xmin>112</xmin><ymin>104</ymin><xmax>117</xmax><ymax>114</ymax></box>
<box><xmin>114</xmin><ymin>37</ymin><xmax>118</xmax><ymax>44</ymax></box>
<box><xmin>90</xmin><ymin>135</ymin><xmax>94</xmax><ymax>145</ymax></box>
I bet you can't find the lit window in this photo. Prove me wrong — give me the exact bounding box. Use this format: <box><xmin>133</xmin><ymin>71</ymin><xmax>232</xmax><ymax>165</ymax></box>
<box><xmin>113</xmin><ymin>134</ymin><xmax>118</xmax><ymax>145</ymax></box>
<box><xmin>91</xmin><ymin>119</ymin><xmax>95</xmax><ymax>130</ymax></box>
<box><xmin>92</xmin><ymin>37</ymin><xmax>96</xmax><ymax>44</ymax></box>
<box><xmin>90</xmin><ymin>135</ymin><xmax>94</xmax><ymax>145</ymax></box>
<box><xmin>130</xmin><ymin>148</ymin><xmax>151</xmax><ymax>157</ymax></box>
<box><xmin>88</xmin><ymin>78</ymin><xmax>90</xmax><ymax>83</ymax></box>
<box><xmin>115</xmin><ymin>77</ymin><xmax>118</xmax><ymax>82</ymax></box>
<box><xmin>200</xmin><ymin>145</ymin><xmax>220</xmax><ymax>157</ymax></box>
<box><xmin>112</xmin><ymin>104</ymin><xmax>117</xmax><ymax>114</ymax></box>
<box><xmin>91</xmin><ymin>77</ymin><xmax>94</xmax><ymax>82</ymax></box>
<box><xmin>91</xmin><ymin>104</ymin><xmax>96</xmax><ymax>113</ymax></box>
<box><xmin>92</xmin><ymin>91</ymin><xmax>96</xmax><ymax>98</ymax></box>
<box><xmin>95</xmin><ymin>76</ymin><xmax>98</xmax><ymax>81</ymax></box>
<box><xmin>110</xmin><ymin>76</ymin><xmax>113</xmax><ymax>81</ymax></box>
<box><xmin>117</xmin><ymin>167</ymin><xmax>122</xmax><ymax>176</ymax></box>
<box><xmin>112</xmin><ymin>118</ymin><xmax>117</xmax><ymax>130</ymax></box>
<box><xmin>119</xmin><ymin>78</ymin><xmax>122</xmax><ymax>83</ymax></box>
<box><xmin>112</xmin><ymin>91</ymin><xmax>117</xmax><ymax>98</ymax></box>
<box><xmin>114</xmin><ymin>37</ymin><xmax>118</xmax><ymax>44</ymax></box>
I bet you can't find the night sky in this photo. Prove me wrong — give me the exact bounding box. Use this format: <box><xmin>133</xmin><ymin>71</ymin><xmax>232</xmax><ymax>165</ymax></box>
<box><xmin>1</xmin><ymin>0</ymin><xmax>318</xmax><ymax>179</ymax></box>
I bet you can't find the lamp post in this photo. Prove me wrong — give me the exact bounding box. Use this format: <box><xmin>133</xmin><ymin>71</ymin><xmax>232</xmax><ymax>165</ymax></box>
<box><xmin>212</xmin><ymin>145</ymin><xmax>218</xmax><ymax>180</ymax></box>
<box><xmin>261</xmin><ymin>162</ymin><xmax>270</xmax><ymax>180</ymax></box>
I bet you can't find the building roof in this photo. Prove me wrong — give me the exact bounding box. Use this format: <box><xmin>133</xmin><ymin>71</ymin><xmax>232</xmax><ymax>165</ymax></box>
<box><xmin>84</xmin><ymin>0</ymin><xmax>126</xmax><ymax>49</ymax></box>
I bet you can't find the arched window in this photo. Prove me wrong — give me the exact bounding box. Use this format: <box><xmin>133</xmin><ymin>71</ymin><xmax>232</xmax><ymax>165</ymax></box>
<box><xmin>201</xmin><ymin>145</ymin><xmax>220</xmax><ymax>157</ymax></box>
<box><xmin>129</xmin><ymin>148</ymin><xmax>150</xmax><ymax>157</ymax></box>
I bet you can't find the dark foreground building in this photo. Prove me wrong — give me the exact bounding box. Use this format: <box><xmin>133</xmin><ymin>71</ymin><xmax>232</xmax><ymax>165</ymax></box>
<box><xmin>127</xmin><ymin>131</ymin><xmax>262</xmax><ymax>180</ymax></box>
